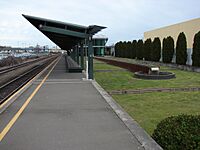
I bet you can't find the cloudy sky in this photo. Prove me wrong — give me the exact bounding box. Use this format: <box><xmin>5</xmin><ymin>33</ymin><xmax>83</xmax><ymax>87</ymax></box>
<box><xmin>0</xmin><ymin>0</ymin><xmax>199</xmax><ymax>47</ymax></box>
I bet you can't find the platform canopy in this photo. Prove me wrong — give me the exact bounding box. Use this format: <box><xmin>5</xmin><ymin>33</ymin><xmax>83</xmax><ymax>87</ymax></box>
<box><xmin>22</xmin><ymin>14</ymin><xmax>106</xmax><ymax>51</ymax></box>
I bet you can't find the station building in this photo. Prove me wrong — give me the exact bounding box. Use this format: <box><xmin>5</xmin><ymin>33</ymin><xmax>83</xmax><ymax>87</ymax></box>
<box><xmin>144</xmin><ymin>18</ymin><xmax>200</xmax><ymax>65</ymax></box>
<box><xmin>92</xmin><ymin>35</ymin><xmax>108</xmax><ymax>56</ymax></box>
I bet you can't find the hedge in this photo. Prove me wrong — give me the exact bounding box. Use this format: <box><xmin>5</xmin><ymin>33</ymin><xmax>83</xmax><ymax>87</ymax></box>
<box><xmin>152</xmin><ymin>114</ymin><xmax>200</xmax><ymax>150</ymax></box>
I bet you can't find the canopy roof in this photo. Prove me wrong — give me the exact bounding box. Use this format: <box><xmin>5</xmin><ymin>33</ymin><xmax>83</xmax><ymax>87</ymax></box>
<box><xmin>22</xmin><ymin>14</ymin><xmax>106</xmax><ymax>50</ymax></box>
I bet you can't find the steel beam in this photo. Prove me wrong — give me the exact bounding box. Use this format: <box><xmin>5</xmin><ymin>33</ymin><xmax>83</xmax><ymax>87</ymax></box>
<box><xmin>40</xmin><ymin>26</ymin><xmax>87</xmax><ymax>38</ymax></box>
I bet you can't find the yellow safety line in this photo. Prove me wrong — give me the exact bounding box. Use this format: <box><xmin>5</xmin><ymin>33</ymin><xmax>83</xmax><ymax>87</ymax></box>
<box><xmin>0</xmin><ymin>56</ymin><xmax>60</xmax><ymax>142</ymax></box>
<box><xmin>0</xmin><ymin>56</ymin><xmax>59</xmax><ymax>109</ymax></box>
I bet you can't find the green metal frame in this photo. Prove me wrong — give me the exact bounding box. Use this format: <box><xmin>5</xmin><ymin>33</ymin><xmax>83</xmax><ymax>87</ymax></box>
<box><xmin>41</xmin><ymin>26</ymin><xmax>87</xmax><ymax>38</ymax></box>
<box><xmin>80</xmin><ymin>43</ymin><xmax>84</xmax><ymax>69</ymax></box>
<box><xmin>23</xmin><ymin>14</ymin><xmax>106</xmax><ymax>80</ymax></box>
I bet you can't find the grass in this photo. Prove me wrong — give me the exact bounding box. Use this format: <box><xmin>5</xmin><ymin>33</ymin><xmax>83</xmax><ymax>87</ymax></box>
<box><xmin>94</xmin><ymin>60</ymin><xmax>200</xmax><ymax>91</ymax></box>
<box><xmin>113</xmin><ymin>92</ymin><xmax>200</xmax><ymax>135</ymax></box>
<box><xmin>94</xmin><ymin>59</ymin><xmax>200</xmax><ymax>135</ymax></box>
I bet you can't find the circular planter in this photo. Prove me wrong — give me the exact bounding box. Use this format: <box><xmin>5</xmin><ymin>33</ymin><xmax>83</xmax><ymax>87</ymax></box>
<box><xmin>134</xmin><ymin>71</ymin><xmax>175</xmax><ymax>80</ymax></box>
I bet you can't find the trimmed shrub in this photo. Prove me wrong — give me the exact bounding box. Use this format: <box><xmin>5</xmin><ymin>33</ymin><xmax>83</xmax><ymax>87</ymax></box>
<box><xmin>192</xmin><ymin>31</ymin><xmax>200</xmax><ymax>67</ymax></box>
<box><xmin>162</xmin><ymin>36</ymin><xmax>174</xmax><ymax>63</ymax></box>
<box><xmin>176</xmin><ymin>32</ymin><xmax>187</xmax><ymax>65</ymax></box>
<box><xmin>115</xmin><ymin>41</ymin><xmax>122</xmax><ymax>57</ymax></box>
<box><xmin>121</xmin><ymin>41</ymin><xmax>126</xmax><ymax>58</ymax></box>
<box><xmin>132</xmin><ymin>40</ymin><xmax>137</xmax><ymax>59</ymax></box>
<box><xmin>136</xmin><ymin>39</ymin><xmax>144</xmax><ymax>60</ymax></box>
<box><xmin>152</xmin><ymin>114</ymin><xmax>200</xmax><ymax>150</ymax></box>
<box><xmin>126</xmin><ymin>41</ymin><xmax>132</xmax><ymax>58</ymax></box>
<box><xmin>152</xmin><ymin>37</ymin><xmax>161</xmax><ymax>62</ymax></box>
<box><xmin>144</xmin><ymin>38</ymin><xmax>152</xmax><ymax>61</ymax></box>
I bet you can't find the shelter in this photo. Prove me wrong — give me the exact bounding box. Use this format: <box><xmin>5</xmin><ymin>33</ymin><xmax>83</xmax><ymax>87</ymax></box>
<box><xmin>23</xmin><ymin>14</ymin><xmax>106</xmax><ymax>79</ymax></box>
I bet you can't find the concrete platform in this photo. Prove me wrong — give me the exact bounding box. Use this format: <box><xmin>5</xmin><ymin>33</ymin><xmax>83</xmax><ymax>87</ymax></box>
<box><xmin>0</xmin><ymin>56</ymin><xmax>144</xmax><ymax>150</ymax></box>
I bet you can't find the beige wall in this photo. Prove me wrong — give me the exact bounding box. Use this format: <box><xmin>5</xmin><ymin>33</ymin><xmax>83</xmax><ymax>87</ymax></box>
<box><xmin>144</xmin><ymin>18</ymin><xmax>200</xmax><ymax>49</ymax></box>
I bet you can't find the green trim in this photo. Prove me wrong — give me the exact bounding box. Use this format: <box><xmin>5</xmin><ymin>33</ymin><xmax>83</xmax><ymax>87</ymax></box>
<box><xmin>41</xmin><ymin>26</ymin><xmax>87</xmax><ymax>38</ymax></box>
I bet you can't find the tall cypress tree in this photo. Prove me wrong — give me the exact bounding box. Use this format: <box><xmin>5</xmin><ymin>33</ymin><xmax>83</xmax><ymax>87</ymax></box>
<box><xmin>137</xmin><ymin>40</ymin><xmax>144</xmax><ymax>60</ymax></box>
<box><xmin>176</xmin><ymin>32</ymin><xmax>187</xmax><ymax>65</ymax></box>
<box><xmin>144</xmin><ymin>38</ymin><xmax>152</xmax><ymax>61</ymax></box>
<box><xmin>192</xmin><ymin>31</ymin><xmax>200</xmax><ymax>67</ymax></box>
<box><xmin>122</xmin><ymin>41</ymin><xmax>127</xmax><ymax>58</ymax></box>
<box><xmin>167</xmin><ymin>36</ymin><xmax>175</xmax><ymax>62</ymax></box>
<box><xmin>162</xmin><ymin>36</ymin><xmax>174</xmax><ymax>63</ymax></box>
<box><xmin>131</xmin><ymin>40</ymin><xmax>137</xmax><ymax>59</ymax></box>
<box><xmin>115</xmin><ymin>42</ymin><xmax>119</xmax><ymax>57</ymax></box>
<box><xmin>118</xmin><ymin>41</ymin><xmax>123</xmax><ymax>57</ymax></box>
<box><xmin>115</xmin><ymin>41</ymin><xmax>122</xmax><ymax>57</ymax></box>
<box><xmin>119</xmin><ymin>41</ymin><xmax>123</xmax><ymax>57</ymax></box>
<box><xmin>162</xmin><ymin>38</ymin><xmax>168</xmax><ymax>63</ymax></box>
<box><xmin>127</xmin><ymin>41</ymin><xmax>132</xmax><ymax>58</ymax></box>
<box><xmin>152</xmin><ymin>37</ymin><xmax>161</xmax><ymax>62</ymax></box>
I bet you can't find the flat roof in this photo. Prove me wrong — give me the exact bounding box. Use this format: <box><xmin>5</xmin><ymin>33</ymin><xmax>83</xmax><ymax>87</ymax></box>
<box><xmin>23</xmin><ymin>14</ymin><xmax>106</xmax><ymax>50</ymax></box>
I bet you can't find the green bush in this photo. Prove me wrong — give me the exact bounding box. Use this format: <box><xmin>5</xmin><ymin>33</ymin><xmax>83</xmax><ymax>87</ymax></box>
<box><xmin>152</xmin><ymin>37</ymin><xmax>161</xmax><ymax>62</ymax></box>
<box><xmin>162</xmin><ymin>36</ymin><xmax>174</xmax><ymax>63</ymax></box>
<box><xmin>152</xmin><ymin>114</ymin><xmax>200</xmax><ymax>150</ymax></box>
<box><xmin>176</xmin><ymin>32</ymin><xmax>187</xmax><ymax>65</ymax></box>
<box><xmin>144</xmin><ymin>38</ymin><xmax>152</xmax><ymax>61</ymax></box>
<box><xmin>126</xmin><ymin>41</ymin><xmax>132</xmax><ymax>58</ymax></box>
<box><xmin>131</xmin><ymin>40</ymin><xmax>137</xmax><ymax>59</ymax></box>
<box><xmin>192</xmin><ymin>31</ymin><xmax>200</xmax><ymax>67</ymax></box>
<box><xmin>136</xmin><ymin>39</ymin><xmax>144</xmax><ymax>60</ymax></box>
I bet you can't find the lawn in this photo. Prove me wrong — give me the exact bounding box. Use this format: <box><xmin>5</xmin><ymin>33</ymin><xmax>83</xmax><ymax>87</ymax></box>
<box><xmin>94</xmin><ymin>59</ymin><xmax>200</xmax><ymax>135</ymax></box>
<box><xmin>94</xmin><ymin>60</ymin><xmax>200</xmax><ymax>91</ymax></box>
<box><xmin>113</xmin><ymin>92</ymin><xmax>200</xmax><ymax>135</ymax></box>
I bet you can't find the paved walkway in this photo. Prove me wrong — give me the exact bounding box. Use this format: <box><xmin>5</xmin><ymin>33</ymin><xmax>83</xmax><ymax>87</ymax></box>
<box><xmin>0</xmin><ymin>56</ymin><xmax>143</xmax><ymax>150</ymax></box>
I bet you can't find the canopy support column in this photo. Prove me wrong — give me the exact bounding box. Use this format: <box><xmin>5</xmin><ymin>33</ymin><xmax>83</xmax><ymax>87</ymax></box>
<box><xmin>80</xmin><ymin>43</ymin><xmax>84</xmax><ymax>69</ymax></box>
<box><xmin>71</xmin><ymin>49</ymin><xmax>75</xmax><ymax>61</ymax></box>
<box><xmin>74</xmin><ymin>46</ymin><xmax>78</xmax><ymax>62</ymax></box>
<box><xmin>88</xmin><ymin>36</ymin><xmax>94</xmax><ymax>79</ymax></box>
<box><xmin>76</xmin><ymin>45</ymin><xmax>79</xmax><ymax>65</ymax></box>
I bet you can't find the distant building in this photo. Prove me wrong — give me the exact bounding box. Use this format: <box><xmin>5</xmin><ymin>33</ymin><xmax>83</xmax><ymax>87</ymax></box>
<box><xmin>144</xmin><ymin>18</ymin><xmax>200</xmax><ymax>65</ymax></box>
<box><xmin>105</xmin><ymin>45</ymin><xmax>115</xmax><ymax>56</ymax></box>
<box><xmin>92</xmin><ymin>35</ymin><xmax>108</xmax><ymax>56</ymax></box>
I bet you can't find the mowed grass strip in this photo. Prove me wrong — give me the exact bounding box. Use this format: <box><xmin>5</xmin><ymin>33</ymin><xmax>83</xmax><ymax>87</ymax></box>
<box><xmin>94</xmin><ymin>60</ymin><xmax>200</xmax><ymax>91</ymax></box>
<box><xmin>94</xmin><ymin>59</ymin><xmax>200</xmax><ymax>135</ymax></box>
<box><xmin>112</xmin><ymin>92</ymin><xmax>200</xmax><ymax>135</ymax></box>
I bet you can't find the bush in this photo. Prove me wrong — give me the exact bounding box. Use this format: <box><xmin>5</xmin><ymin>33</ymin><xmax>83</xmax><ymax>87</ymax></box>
<box><xmin>152</xmin><ymin>114</ymin><xmax>200</xmax><ymax>150</ymax></box>
<box><xmin>126</xmin><ymin>41</ymin><xmax>132</xmax><ymax>58</ymax></box>
<box><xmin>176</xmin><ymin>32</ymin><xmax>187</xmax><ymax>65</ymax></box>
<box><xmin>144</xmin><ymin>38</ymin><xmax>152</xmax><ymax>61</ymax></box>
<box><xmin>131</xmin><ymin>40</ymin><xmax>137</xmax><ymax>59</ymax></box>
<box><xmin>192</xmin><ymin>31</ymin><xmax>200</xmax><ymax>67</ymax></box>
<box><xmin>162</xmin><ymin>36</ymin><xmax>174</xmax><ymax>63</ymax></box>
<box><xmin>152</xmin><ymin>37</ymin><xmax>161</xmax><ymax>62</ymax></box>
<box><xmin>136</xmin><ymin>39</ymin><xmax>144</xmax><ymax>60</ymax></box>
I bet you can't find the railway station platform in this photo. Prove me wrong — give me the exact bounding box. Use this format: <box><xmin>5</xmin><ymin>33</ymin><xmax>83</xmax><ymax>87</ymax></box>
<box><xmin>0</xmin><ymin>56</ymin><xmax>146</xmax><ymax>150</ymax></box>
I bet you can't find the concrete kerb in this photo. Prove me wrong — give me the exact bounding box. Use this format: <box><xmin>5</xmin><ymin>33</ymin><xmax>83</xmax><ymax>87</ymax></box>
<box><xmin>0</xmin><ymin>57</ymin><xmax>60</xmax><ymax>114</ymax></box>
<box><xmin>92</xmin><ymin>80</ymin><xmax>163</xmax><ymax>150</ymax></box>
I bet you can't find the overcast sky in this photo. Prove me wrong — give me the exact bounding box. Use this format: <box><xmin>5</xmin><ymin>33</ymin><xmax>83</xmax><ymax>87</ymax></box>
<box><xmin>0</xmin><ymin>0</ymin><xmax>199</xmax><ymax>47</ymax></box>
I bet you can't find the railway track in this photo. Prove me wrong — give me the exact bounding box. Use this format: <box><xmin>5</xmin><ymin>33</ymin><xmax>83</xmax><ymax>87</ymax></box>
<box><xmin>0</xmin><ymin>55</ymin><xmax>52</xmax><ymax>75</ymax></box>
<box><xmin>0</xmin><ymin>55</ymin><xmax>59</xmax><ymax>105</ymax></box>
